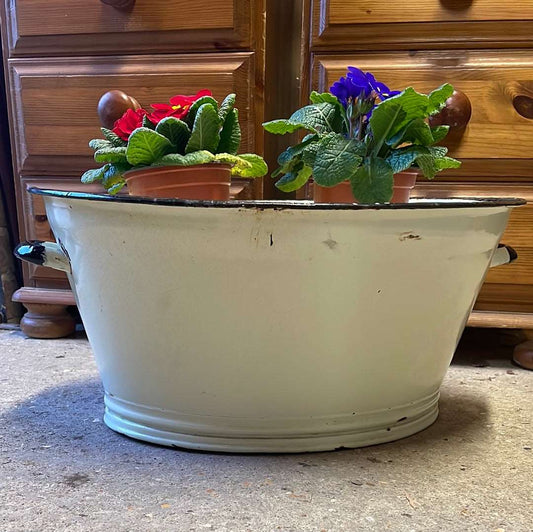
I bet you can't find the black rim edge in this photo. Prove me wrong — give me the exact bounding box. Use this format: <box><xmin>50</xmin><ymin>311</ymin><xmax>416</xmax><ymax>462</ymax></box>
<box><xmin>27</xmin><ymin>187</ymin><xmax>527</xmax><ymax>210</ymax></box>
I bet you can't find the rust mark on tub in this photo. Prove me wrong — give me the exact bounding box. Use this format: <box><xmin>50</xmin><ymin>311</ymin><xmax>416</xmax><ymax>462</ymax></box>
<box><xmin>323</xmin><ymin>238</ymin><xmax>338</xmax><ymax>249</ymax></box>
<box><xmin>399</xmin><ymin>232</ymin><xmax>421</xmax><ymax>241</ymax></box>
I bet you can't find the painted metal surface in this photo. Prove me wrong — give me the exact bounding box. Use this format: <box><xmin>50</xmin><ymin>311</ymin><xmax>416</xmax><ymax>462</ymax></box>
<box><xmin>18</xmin><ymin>190</ymin><xmax>524</xmax><ymax>452</ymax></box>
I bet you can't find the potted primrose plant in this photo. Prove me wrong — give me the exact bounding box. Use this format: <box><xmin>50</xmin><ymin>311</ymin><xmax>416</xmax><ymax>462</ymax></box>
<box><xmin>263</xmin><ymin>67</ymin><xmax>461</xmax><ymax>203</ymax></box>
<box><xmin>82</xmin><ymin>90</ymin><xmax>267</xmax><ymax>200</ymax></box>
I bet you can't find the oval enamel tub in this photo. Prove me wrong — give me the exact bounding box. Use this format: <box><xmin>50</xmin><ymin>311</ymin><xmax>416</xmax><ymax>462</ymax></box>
<box><xmin>15</xmin><ymin>190</ymin><xmax>525</xmax><ymax>453</ymax></box>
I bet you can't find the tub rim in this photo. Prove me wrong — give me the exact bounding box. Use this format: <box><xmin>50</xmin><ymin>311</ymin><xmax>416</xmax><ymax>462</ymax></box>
<box><xmin>28</xmin><ymin>187</ymin><xmax>526</xmax><ymax>211</ymax></box>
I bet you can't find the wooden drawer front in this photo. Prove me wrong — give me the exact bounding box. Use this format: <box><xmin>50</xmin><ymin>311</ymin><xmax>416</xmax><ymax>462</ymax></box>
<box><xmin>413</xmin><ymin>182</ymin><xmax>533</xmax><ymax>313</ymax></box>
<box><xmin>312</xmin><ymin>0</ymin><xmax>533</xmax><ymax>49</ymax></box>
<box><xmin>9</xmin><ymin>53</ymin><xmax>256</xmax><ymax>178</ymax></box>
<box><xmin>4</xmin><ymin>0</ymin><xmax>252</xmax><ymax>56</ymax></box>
<box><xmin>313</xmin><ymin>51</ymin><xmax>533</xmax><ymax>181</ymax></box>
<box><xmin>19</xmin><ymin>178</ymin><xmax>106</xmax><ymax>287</ymax></box>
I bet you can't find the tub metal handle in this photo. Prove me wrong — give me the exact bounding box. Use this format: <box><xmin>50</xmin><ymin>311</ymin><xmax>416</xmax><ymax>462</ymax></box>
<box><xmin>14</xmin><ymin>240</ymin><xmax>72</xmax><ymax>274</ymax></box>
<box><xmin>490</xmin><ymin>244</ymin><xmax>517</xmax><ymax>268</ymax></box>
<box><xmin>13</xmin><ymin>240</ymin><xmax>515</xmax><ymax>275</ymax></box>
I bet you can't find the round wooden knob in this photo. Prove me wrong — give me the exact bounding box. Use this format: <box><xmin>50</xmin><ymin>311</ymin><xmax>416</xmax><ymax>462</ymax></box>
<box><xmin>439</xmin><ymin>0</ymin><xmax>474</xmax><ymax>10</ymax></box>
<box><xmin>97</xmin><ymin>90</ymin><xmax>141</xmax><ymax>129</ymax></box>
<box><xmin>100</xmin><ymin>0</ymin><xmax>135</xmax><ymax>8</ymax></box>
<box><xmin>512</xmin><ymin>95</ymin><xmax>533</xmax><ymax>119</ymax></box>
<box><xmin>429</xmin><ymin>89</ymin><xmax>472</xmax><ymax>130</ymax></box>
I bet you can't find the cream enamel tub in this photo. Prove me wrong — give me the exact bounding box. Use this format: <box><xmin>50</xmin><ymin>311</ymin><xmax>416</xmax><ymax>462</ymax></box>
<box><xmin>15</xmin><ymin>189</ymin><xmax>524</xmax><ymax>453</ymax></box>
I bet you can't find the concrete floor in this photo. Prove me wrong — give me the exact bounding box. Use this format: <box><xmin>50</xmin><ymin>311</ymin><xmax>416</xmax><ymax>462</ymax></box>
<box><xmin>0</xmin><ymin>327</ymin><xmax>531</xmax><ymax>532</ymax></box>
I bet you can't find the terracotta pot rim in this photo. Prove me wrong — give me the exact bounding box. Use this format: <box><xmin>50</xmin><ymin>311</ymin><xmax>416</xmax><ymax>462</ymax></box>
<box><xmin>124</xmin><ymin>163</ymin><xmax>232</xmax><ymax>178</ymax></box>
<box><xmin>123</xmin><ymin>162</ymin><xmax>231</xmax><ymax>200</ymax></box>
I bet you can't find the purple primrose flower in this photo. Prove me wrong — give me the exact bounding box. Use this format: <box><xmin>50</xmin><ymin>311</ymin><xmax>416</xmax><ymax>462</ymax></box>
<box><xmin>330</xmin><ymin>67</ymin><xmax>399</xmax><ymax>108</ymax></box>
<box><xmin>329</xmin><ymin>75</ymin><xmax>370</xmax><ymax>107</ymax></box>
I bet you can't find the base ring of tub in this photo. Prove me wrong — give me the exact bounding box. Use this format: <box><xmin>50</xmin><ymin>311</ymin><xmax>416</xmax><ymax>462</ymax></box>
<box><xmin>103</xmin><ymin>391</ymin><xmax>440</xmax><ymax>453</ymax></box>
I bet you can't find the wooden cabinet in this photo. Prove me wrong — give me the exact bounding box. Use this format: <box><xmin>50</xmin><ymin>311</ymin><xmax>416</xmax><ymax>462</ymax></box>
<box><xmin>6</xmin><ymin>0</ymin><xmax>252</xmax><ymax>55</ymax></box>
<box><xmin>9</xmin><ymin>53</ymin><xmax>256</xmax><ymax>177</ymax></box>
<box><xmin>2</xmin><ymin>0</ymin><xmax>533</xmax><ymax>351</ymax></box>
<box><xmin>304</xmin><ymin>0</ymin><xmax>533</xmax><ymax>343</ymax></box>
<box><xmin>1</xmin><ymin>0</ymin><xmax>265</xmax><ymax>337</ymax></box>
<box><xmin>311</xmin><ymin>0</ymin><xmax>533</xmax><ymax>49</ymax></box>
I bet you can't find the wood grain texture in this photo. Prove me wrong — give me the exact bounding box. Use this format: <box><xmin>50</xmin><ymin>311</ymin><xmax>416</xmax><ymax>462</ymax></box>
<box><xmin>468</xmin><ymin>311</ymin><xmax>533</xmax><ymax>329</ymax></box>
<box><xmin>12</xmin><ymin>287</ymin><xmax>76</xmax><ymax>338</ymax></box>
<box><xmin>313</xmin><ymin>51</ymin><xmax>533</xmax><ymax>173</ymax></box>
<box><xmin>9</xmin><ymin>53</ymin><xmax>256</xmax><ymax>177</ymax></box>
<box><xmin>5</xmin><ymin>0</ymin><xmax>251</xmax><ymax>55</ymax></box>
<box><xmin>312</xmin><ymin>0</ymin><xmax>533</xmax><ymax>49</ymax></box>
<box><xmin>413</xmin><ymin>182</ymin><xmax>533</xmax><ymax>313</ymax></box>
<box><xmin>327</xmin><ymin>0</ymin><xmax>533</xmax><ymax>25</ymax></box>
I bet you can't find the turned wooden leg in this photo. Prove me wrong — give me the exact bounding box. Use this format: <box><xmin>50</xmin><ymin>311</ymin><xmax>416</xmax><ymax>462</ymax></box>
<box><xmin>12</xmin><ymin>287</ymin><xmax>76</xmax><ymax>339</ymax></box>
<box><xmin>513</xmin><ymin>330</ymin><xmax>533</xmax><ymax>370</ymax></box>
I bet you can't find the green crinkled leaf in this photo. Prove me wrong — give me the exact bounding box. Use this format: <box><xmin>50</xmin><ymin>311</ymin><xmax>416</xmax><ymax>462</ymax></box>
<box><xmin>213</xmin><ymin>152</ymin><xmax>267</xmax><ymax>179</ymax></box>
<box><xmin>101</xmin><ymin>128</ymin><xmax>127</xmax><ymax>147</ymax></box>
<box><xmin>419</xmin><ymin>152</ymin><xmax>461</xmax><ymax>179</ymax></box>
<box><xmin>185</xmin><ymin>104</ymin><xmax>221</xmax><ymax>154</ymax></box>
<box><xmin>230</xmin><ymin>153</ymin><xmax>267</xmax><ymax>178</ymax></box>
<box><xmin>183</xmin><ymin>150</ymin><xmax>216</xmax><ymax>165</ymax></box>
<box><xmin>262</xmin><ymin>119</ymin><xmax>317</xmax><ymax>135</ymax></box>
<box><xmin>428</xmin><ymin>146</ymin><xmax>449</xmax><ymax>158</ymax></box>
<box><xmin>185</xmin><ymin>96</ymin><xmax>219</xmax><ymax>127</ymax></box>
<box><xmin>277</xmin><ymin>134</ymin><xmax>319</xmax><ymax>167</ymax></box>
<box><xmin>386</xmin><ymin>146</ymin><xmax>429</xmax><ymax>174</ymax></box>
<box><xmin>276</xmin><ymin>164</ymin><xmax>313</xmax><ymax>193</ymax></box>
<box><xmin>155</xmin><ymin>117</ymin><xmax>190</xmax><ymax>153</ymax></box>
<box><xmin>217</xmin><ymin>108</ymin><xmax>241</xmax><ymax>155</ymax></box>
<box><xmin>89</xmin><ymin>139</ymin><xmax>113</xmax><ymax>151</ymax></box>
<box><xmin>386</xmin><ymin>145</ymin><xmax>460</xmax><ymax>177</ymax></box>
<box><xmin>81</xmin><ymin>165</ymin><xmax>108</xmax><ymax>184</ymax></box>
<box><xmin>372</xmin><ymin>85</ymin><xmax>455</xmax><ymax>147</ymax></box>
<box><xmin>107</xmin><ymin>181</ymin><xmax>126</xmax><ymax>194</ymax></box>
<box><xmin>265</xmin><ymin>103</ymin><xmax>342</xmax><ymax>136</ymax></box>
<box><xmin>156</xmin><ymin>151</ymin><xmax>216</xmax><ymax>166</ymax></box>
<box><xmin>155</xmin><ymin>153</ymin><xmax>187</xmax><ymax>166</ymax></box>
<box><xmin>430</xmin><ymin>125</ymin><xmax>450</xmax><ymax>144</ymax></box>
<box><xmin>214</xmin><ymin>152</ymin><xmax>249</xmax><ymax>168</ymax></box>
<box><xmin>94</xmin><ymin>146</ymin><xmax>128</xmax><ymax>164</ymax></box>
<box><xmin>368</xmin><ymin>101</ymin><xmax>406</xmax><ymax>155</ymax></box>
<box><xmin>271</xmin><ymin>166</ymin><xmax>283</xmax><ymax>178</ymax></box>
<box><xmin>434</xmin><ymin>156</ymin><xmax>461</xmax><ymax>171</ymax></box>
<box><xmin>126</xmin><ymin>127</ymin><xmax>173</xmax><ymax>166</ymax></box>
<box><xmin>388</xmin><ymin>118</ymin><xmax>436</xmax><ymax>147</ymax></box>
<box><xmin>415</xmin><ymin>154</ymin><xmax>439</xmax><ymax>179</ymax></box>
<box><xmin>218</xmin><ymin>93</ymin><xmax>236</xmax><ymax>122</ymax></box>
<box><xmin>384</xmin><ymin>88</ymin><xmax>433</xmax><ymax>121</ymax></box>
<box><xmin>428</xmin><ymin>84</ymin><xmax>454</xmax><ymax>115</ymax></box>
<box><xmin>301</xmin><ymin>143</ymin><xmax>320</xmax><ymax>167</ymax></box>
<box><xmin>309</xmin><ymin>91</ymin><xmax>342</xmax><ymax>107</ymax></box>
<box><xmin>289</xmin><ymin>102</ymin><xmax>342</xmax><ymax>134</ymax></box>
<box><xmin>350</xmin><ymin>158</ymin><xmax>394</xmax><ymax>204</ymax></box>
<box><xmin>102</xmin><ymin>164</ymin><xmax>128</xmax><ymax>192</ymax></box>
<box><xmin>142</xmin><ymin>115</ymin><xmax>156</xmax><ymax>130</ymax></box>
<box><xmin>312</xmin><ymin>133</ymin><xmax>364</xmax><ymax>187</ymax></box>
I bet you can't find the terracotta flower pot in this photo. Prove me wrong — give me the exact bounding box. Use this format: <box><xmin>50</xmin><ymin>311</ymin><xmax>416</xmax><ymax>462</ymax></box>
<box><xmin>313</xmin><ymin>170</ymin><xmax>418</xmax><ymax>204</ymax></box>
<box><xmin>124</xmin><ymin>164</ymin><xmax>231</xmax><ymax>200</ymax></box>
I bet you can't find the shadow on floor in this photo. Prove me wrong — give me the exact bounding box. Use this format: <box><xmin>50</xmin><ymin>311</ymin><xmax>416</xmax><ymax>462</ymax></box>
<box><xmin>1</xmin><ymin>375</ymin><xmax>490</xmax><ymax>463</ymax></box>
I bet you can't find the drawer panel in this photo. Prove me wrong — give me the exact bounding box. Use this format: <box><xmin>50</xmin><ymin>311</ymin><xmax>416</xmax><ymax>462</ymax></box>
<box><xmin>412</xmin><ymin>182</ymin><xmax>533</xmax><ymax>313</ymax></box>
<box><xmin>312</xmin><ymin>0</ymin><xmax>533</xmax><ymax>48</ymax></box>
<box><xmin>4</xmin><ymin>0</ymin><xmax>252</xmax><ymax>55</ymax></box>
<box><xmin>9</xmin><ymin>53</ymin><xmax>257</xmax><ymax>178</ymax></box>
<box><xmin>313</xmin><ymin>51</ymin><xmax>533</xmax><ymax>180</ymax></box>
<box><xmin>19</xmin><ymin>178</ymin><xmax>107</xmax><ymax>287</ymax></box>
